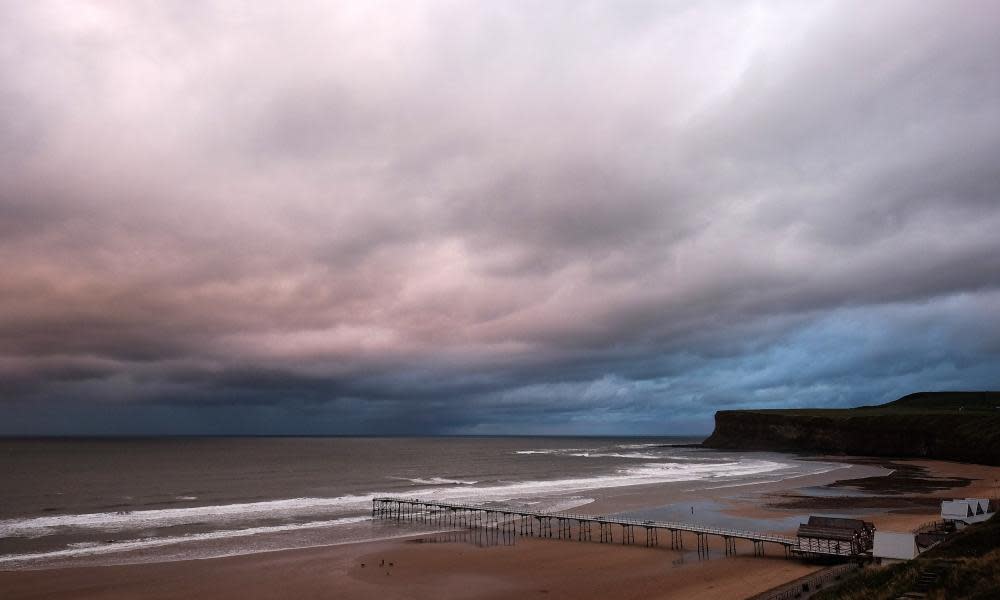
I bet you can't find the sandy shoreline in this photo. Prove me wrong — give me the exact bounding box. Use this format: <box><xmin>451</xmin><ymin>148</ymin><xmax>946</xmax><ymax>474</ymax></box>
<box><xmin>3</xmin><ymin>457</ymin><xmax>998</xmax><ymax>599</ymax></box>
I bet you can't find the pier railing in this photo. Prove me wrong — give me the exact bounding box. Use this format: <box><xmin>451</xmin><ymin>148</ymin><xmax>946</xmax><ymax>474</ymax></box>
<box><xmin>748</xmin><ymin>563</ymin><xmax>860</xmax><ymax>600</ymax></box>
<box><xmin>372</xmin><ymin>497</ymin><xmax>859</xmax><ymax>558</ymax></box>
<box><xmin>374</xmin><ymin>496</ymin><xmax>794</xmax><ymax>542</ymax></box>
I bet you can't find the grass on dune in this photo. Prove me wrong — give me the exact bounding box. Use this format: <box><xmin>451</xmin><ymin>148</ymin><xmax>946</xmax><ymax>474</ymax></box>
<box><xmin>813</xmin><ymin>513</ymin><xmax>1000</xmax><ymax>600</ymax></box>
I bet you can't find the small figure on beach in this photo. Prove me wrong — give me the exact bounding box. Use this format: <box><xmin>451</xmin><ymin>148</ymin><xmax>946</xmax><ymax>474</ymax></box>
<box><xmin>691</xmin><ymin>506</ymin><xmax>694</xmax><ymax>515</ymax></box>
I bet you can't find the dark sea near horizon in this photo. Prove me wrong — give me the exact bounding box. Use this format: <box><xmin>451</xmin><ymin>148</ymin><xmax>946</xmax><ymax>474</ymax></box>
<box><xmin>0</xmin><ymin>436</ymin><xmax>848</xmax><ymax>569</ymax></box>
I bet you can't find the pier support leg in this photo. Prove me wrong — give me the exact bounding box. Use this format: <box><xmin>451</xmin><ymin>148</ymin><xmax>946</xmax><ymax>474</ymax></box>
<box><xmin>622</xmin><ymin>524</ymin><xmax>635</xmax><ymax>545</ymax></box>
<box><xmin>557</xmin><ymin>518</ymin><xmax>570</xmax><ymax>539</ymax></box>
<box><xmin>370</xmin><ymin>499</ymin><xmax>793</xmax><ymax>565</ymax></box>
<box><xmin>697</xmin><ymin>533</ymin><xmax>709</xmax><ymax>558</ymax></box>
<box><xmin>503</xmin><ymin>515</ymin><xmax>515</xmax><ymax>545</ymax></box>
<box><xmin>539</xmin><ymin>516</ymin><xmax>552</xmax><ymax>538</ymax></box>
<box><xmin>599</xmin><ymin>522</ymin><xmax>612</xmax><ymax>543</ymax></box>
<box><xmin>670</xmin><ymin>529</ymin><xmax>683</xmax><ymax>550</ymax></box>
<box><xmin>723</xmin><ymin>537</ymin><xmax>736</xmax><ymax>556</ymax></box>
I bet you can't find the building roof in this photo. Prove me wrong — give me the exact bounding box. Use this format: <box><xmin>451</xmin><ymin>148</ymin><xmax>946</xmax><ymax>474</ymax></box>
<box><xmin>797</xmin><ymin>525</ymin><xmax>859</xmax><ymax>541</ymax></box>
<box><xmin>809</xmin><ymin>516</ymin><xmax>865</xmax><ymax>529</ymax></box>
<box><xmin>797</xmin><ymin>515</ymin><xmax>877</xmax><ymax>543</ymax></box>
<box><xmin>805</xmin><ymin>516</ymin><xmax>873</xmax><ymax>531</ymax></box>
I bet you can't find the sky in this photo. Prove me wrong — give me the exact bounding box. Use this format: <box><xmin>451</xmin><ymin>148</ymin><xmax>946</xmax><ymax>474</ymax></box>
<box><xmin>1</xmin><ymin>1</ymin><xmax>999</xmax><ymax>436</ymax></box>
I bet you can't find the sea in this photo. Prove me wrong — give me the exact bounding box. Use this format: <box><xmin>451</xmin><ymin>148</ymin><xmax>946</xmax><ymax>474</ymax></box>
<box><xmin>0</xmin><ymin>437</ymin><xmax>848</xmax><ymax>569</ymax></box>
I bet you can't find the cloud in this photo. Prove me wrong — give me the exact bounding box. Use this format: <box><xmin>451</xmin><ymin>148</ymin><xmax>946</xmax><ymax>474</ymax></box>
<box><xmin>1</xmin><ymin>1</ymin><xmax>999</xmax><ymax>434</ymax></box>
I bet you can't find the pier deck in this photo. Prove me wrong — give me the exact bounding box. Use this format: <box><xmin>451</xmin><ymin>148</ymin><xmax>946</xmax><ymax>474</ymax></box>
<box><xmin>372</xmin><ymin>497</ymin><xmax>858</xmax><ymax>558</ymax></box>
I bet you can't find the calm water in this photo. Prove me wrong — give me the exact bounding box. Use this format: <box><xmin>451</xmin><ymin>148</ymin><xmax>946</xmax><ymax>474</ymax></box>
<box><xmin>0</xmin><ymin>437</ymin><xmax>843</xmax><ymax>568</ymax></box>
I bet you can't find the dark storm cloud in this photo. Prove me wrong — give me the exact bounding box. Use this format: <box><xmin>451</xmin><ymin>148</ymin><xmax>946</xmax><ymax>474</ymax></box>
<box><xmin>1</xmin><ymin>1</ymin><xmax>999</xmax><ymax>434</ymax></box>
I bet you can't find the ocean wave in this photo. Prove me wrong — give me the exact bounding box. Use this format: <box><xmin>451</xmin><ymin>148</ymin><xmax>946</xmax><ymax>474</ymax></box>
<box><xmin>684</xmin><ymin>462</ymin><xmax>850</xmax><ymax>491</ymax></box>
<box><xmin>2</xmin><ymin>458</ymin><xmax>798</xmax><ymax>540</ymax></box>
<box><xmin>535</xmin><ymin>497</ymin><xmax>594</xmax><ymax>513</ymax></box>
<box><xmin>621</xmin><ymin>460</ymin><xmax>788</xmax><ymax>480</ymax></box>
<box><xmin>0</xmin><ymin>495</ymin><xmax>376</xmax><ymax>538</ymax></box>
<box><xmin>400</xmin><ymin>458</ymin><xmax>791</xmax><ymax>503</ymax></box>
<box><xmin>402</xmin><ymin>477</ymin><xmax>479</xmax><ymax>486</ymax></box>
<box><xmin>0</xmin><ymin>516</ymin><xmax>372</xmax><ymax>568</ymax></box>
<box><xmin>568</xmin><ymin>452</ymin><xmax>659</xmax><ymax>459</ymax></box>
<box><xmin>515</xmin><ymin>448</ymin><xmax>661</xmax><ymax>459</ymax></box>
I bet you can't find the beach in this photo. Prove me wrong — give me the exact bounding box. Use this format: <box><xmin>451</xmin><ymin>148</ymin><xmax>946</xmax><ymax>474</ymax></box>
<box><xmin>4</xmin><ymin>456</ymin><xmax>998</xmax><ymax>600</ymax></box>
<box><xmin>0</xmin><ymin>537</ymin><xmax>819</xmax><ymax>600</ymax></box>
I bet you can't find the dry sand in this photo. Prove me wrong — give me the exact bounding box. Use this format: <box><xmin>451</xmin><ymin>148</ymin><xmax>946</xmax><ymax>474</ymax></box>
<box><xmin>0</xmin><ymin>536</ymin><xmax>821</xmax><ymax>600</ymax></box>
<box><xmin>2</xmin><ymin>457</ymin><xmax>997</xmax><ymax>600</ymax></box>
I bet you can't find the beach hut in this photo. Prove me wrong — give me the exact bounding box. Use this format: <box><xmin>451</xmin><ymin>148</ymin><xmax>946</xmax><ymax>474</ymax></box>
<box><xmin>873</xmin><ymin>531</ymin><xmax>918</xmax><ymax>563</ymax></box>
<box><xmin>940</xmin><ymin>498</ymin><xmax>994</xmax><ymax>528</ymax></box>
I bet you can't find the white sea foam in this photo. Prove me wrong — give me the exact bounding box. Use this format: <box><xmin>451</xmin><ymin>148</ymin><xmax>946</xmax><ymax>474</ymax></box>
<box><xmin>1</xmin><ymin>457</ymin><xmax>799</xmax><ymax>546</ymax></box>
<box><xmin>403</xmin><ymin>477</ymin><xmax>479</xmax><ymax>486</ymax></box>
<box><xmin>402</xmin><ymin>458</ymin><xmax>791</xmax><ymax>504</ymax></box>
<box><xmin>685</xmin><ymin>463</ymin><xmax>850</xmax><ymax>491</ymax></box>
<box><xmin>0</xmin><ymin>516</ymin><xmax>372</xmax><ymax>568</ymax></box>
<box><xmin>537</xmin><ymin>496</ymin><xmax>595</xmax><ymax>513</ymax></box>
<box><xmin>568</xmin><ymin>452</ymin><xmax>659</xmax><ymax>459</ymax></box>
<box><xmin>66</xmin><ymin>541</ymin><xmax>101</xmax><ymax>550</ymax></box>
<box><xmin>0</xmin><ymin>495</ymin><xmax>376</xmax><ymax>538</ymax></box>
<box><xmin>621</xmin><ymin>460</ymin><xmax>789</xmax><ymax>480</ymax></box>
<box><xmin>516</xmin><ymin>447</ymin><xmax>662</xmax><ymax>458</ymax></box>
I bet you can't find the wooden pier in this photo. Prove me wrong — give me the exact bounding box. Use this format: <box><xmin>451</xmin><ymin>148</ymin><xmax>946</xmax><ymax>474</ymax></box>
<box><xmin>372</xmin><ymin>497</ymin><xmax>859</xmax><ymax>558</ymax></box>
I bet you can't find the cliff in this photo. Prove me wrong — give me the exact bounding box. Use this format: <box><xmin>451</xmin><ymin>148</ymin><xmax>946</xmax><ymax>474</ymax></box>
<box><xmin>702</xmin><ymin>392</ymin><xmax>1000</xmax><ymax>465</ymax></box>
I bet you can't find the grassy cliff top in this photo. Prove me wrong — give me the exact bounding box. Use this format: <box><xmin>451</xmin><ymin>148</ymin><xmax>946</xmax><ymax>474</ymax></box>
<box><xmin>728</xmin><ymin>391</ymin><xmax>1000</xmax><ymax>418</ymax></box>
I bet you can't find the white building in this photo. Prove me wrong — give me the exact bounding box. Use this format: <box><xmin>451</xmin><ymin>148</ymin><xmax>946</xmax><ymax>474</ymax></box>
<box><xmin>873</xmin><ymin>531</ymin><xmax>918</xmax><ymax>562</ymax></box>
<box><xmin>941</xmin><ymin>498</ymin><xmax>994</xmax><ymax>528</ymax></box>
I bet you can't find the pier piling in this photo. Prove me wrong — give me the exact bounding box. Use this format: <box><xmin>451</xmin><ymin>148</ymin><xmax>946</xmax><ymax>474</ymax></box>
<box><xmin>370</xmin><ymin>498</ymin><xmax>845</xmax><ymax>561</ymax></box>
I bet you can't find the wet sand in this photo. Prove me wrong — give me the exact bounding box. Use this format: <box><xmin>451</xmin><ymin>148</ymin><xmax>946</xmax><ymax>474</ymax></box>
<box><xmin>754</xmin><ymin>457</ymin><xmax>1000</xmax><ymax>533</ymax></box>
<box><xmin>3</xmin><ymin>457</ymin><xmax>997</xmax><ymax>600</ymax></box>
